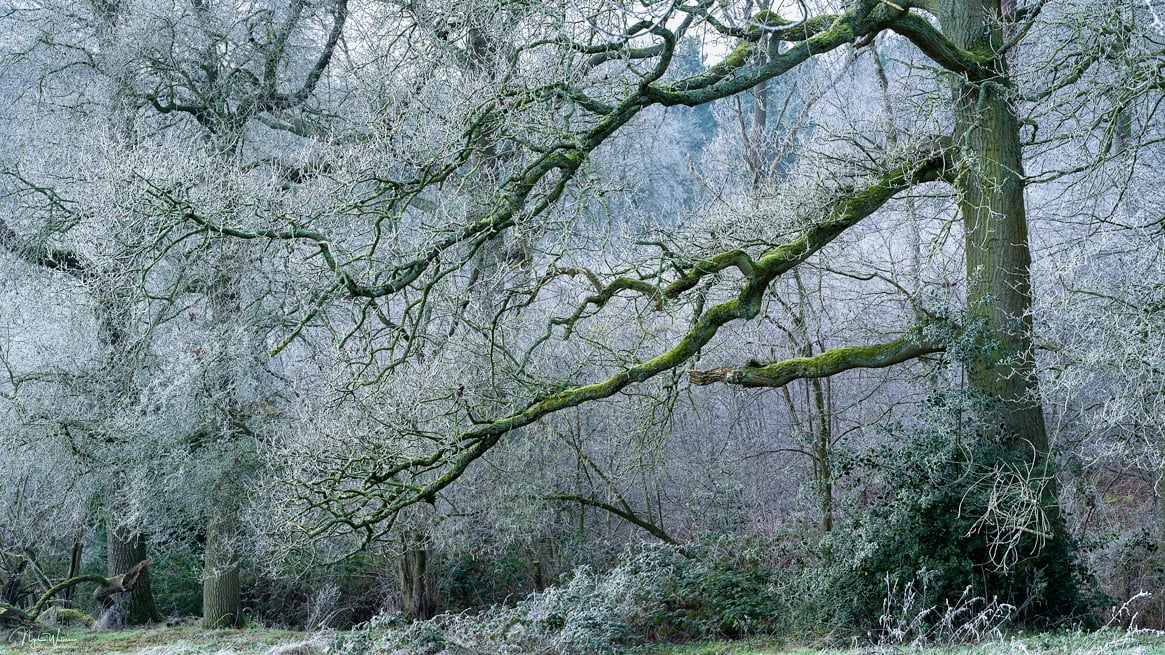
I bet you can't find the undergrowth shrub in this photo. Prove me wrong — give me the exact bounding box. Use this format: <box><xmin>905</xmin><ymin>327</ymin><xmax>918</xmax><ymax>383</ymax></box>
<box><xmin>334</xmin><ymin>538</ymin><xmax>790</xmax><ymax>655</ymax></box>
<box><xmin>245</xmin><ymin>552</ymin><xmax>390</xmax><ymax>628</ymax></box>
<box><xmin>1078</xmin><ymin>521</ymin><xmax>1165</xmax><ymax>628</ymax></box>
<box><xmin>643</xmin><ymin>535</ymin><xmax>787</xmax><ymax>640</ymax></box>
<box><xmin>791</xmin><ymin>394</ymin><xmax>1094</xmax><ymax>638</ymax></box>
<box><xmin>436</xmin><ymin>548</ymin><xmax>543</xmax><ymax>609</ymax></box>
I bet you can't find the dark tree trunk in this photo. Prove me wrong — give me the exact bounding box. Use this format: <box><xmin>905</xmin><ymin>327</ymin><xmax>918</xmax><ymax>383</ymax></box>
<box><xmin>396</xmin><ymin>533</ymin><xmax>435</xmax><ymax>621</ymax></box>
<box><xmin>63</xmin><ymin>541</ymin><xmax>82</xmax><ymax>603</ymax></box>
<box><xmin>106</xmin><ymin>517</ymin><xmax>160</xmax><ymax>625</ymax></box>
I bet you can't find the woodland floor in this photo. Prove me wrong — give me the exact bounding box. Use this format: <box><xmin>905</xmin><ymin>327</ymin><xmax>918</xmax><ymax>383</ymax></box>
<box><xmin>3</xmin><ymin>626</ymin><xmax>1165</xmax><ymax>655</ymax></box>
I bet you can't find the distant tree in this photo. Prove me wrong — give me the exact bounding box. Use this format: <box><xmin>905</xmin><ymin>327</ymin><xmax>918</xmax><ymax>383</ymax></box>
<box><xmin>0</xmin><ymin>0</ymin><xmax>348</xmax><ymax>628</ymax></box>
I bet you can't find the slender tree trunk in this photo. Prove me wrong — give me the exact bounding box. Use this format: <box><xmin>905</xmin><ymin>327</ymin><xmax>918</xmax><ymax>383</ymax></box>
<box><xmin>63</xmin><ymin>541</ymin><xmax>82</xmax><ymax>603</ymax></box>
<box><xmin>811</xmin><ymin>376</ymin><xmax>833</xmax><ymax>533</ymax></box>
<box><xmin>201</xmin><ymin>505</ymin><xmax>242</xmax><ymax>629</ymax></box>
<box><xmin>106</xmin><ymin>517</ymin><xmax>160</xmax><ymax>625</ymax></box>
<box><xmin>788</xmin><ymin>272</ymin><xmax>834</xmax><ymax>534</ymax></box>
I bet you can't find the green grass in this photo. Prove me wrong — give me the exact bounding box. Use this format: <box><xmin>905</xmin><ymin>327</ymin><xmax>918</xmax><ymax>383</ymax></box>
<box><xmin>0</xmin><ymin>624</ymin><xmax>316</xmax><ymax>655</ymax></box>
<box><xmin>644</xmin><ymin>638</ymin><xmax>818</xmax><ymax>655</ymax></box>
<box><xmin>645</xmin><ymin>630</ymin><xmax>1165</xmax><ymax>655</ymax></box>
<box><xmin>4</xmin><ymin>627</ymin><xmax>1165</xmax><ymax>655</ymax></box>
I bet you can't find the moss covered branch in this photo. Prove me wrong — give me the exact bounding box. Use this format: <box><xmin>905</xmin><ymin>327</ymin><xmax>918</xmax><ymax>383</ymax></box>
<box><xmin>3</xmin><ymin>558</ymin><xmax>154</xmax><ymax>626</ymax></box>
<box><xmin>889</xmin><ymin>14</ymin><xmax>993</xmax><ymax>78</ymax></box>
<box><xmin>30</xmin><ymin>574</ymin><xmax>113</xmax><ymax>617</ymax></box>
<box><xmin>0</xmin><ymin>602</ymin><xmax>36</xmax><ymax>627</ymax></box>
<box><xmin>0</xmin><ymin>563</ymin><xmax>149</xmax><ymax>629</ymax></box>
<box><xmin>551</xmin><ymin>275</ymin><xmax>666</xmax><ymax>337</ymax></box>
<box><xmin>690</xmin><ymin>323</ymin><xmax>947</xmax><ymax>388</ymax></box>
<box><xmin>651</xmin><ymin>1</ymin><xmax>913</xmax><ymax>106</ymax></box>
<box><xmin>321</xmin><ymin>148</ymin><xmax>950</xmax><ymax>538</ymax></box>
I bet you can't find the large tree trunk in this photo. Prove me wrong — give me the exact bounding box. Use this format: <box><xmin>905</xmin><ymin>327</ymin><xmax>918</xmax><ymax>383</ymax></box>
<box><xmin>396</xmin><ymin>532</ymin><xmax>435</xmax><ymax>621</ymax></box>
<box><xmin>939</xmin><ymin>0</ymin><xmax>1078</xmax><ymax>618</ymax></box>
<box><xmin>201</xmin><ymin>506</ymin><xmax>242</xmax><ymax>629</ymax></box>
<box><xmin>941</xmin><ymin>0</ymin><xmax>1047</xmax><ymax>455</ymax></box>
<box><xmin>106</xmin><ymin>517</ymin><xmax>160</xmax><ymax>625</ymax></box>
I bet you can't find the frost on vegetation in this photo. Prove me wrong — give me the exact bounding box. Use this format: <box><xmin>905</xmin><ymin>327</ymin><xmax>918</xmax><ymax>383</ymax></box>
<box><xmin>333</xmin><ymin>545</ymin><xmax>682</xmax><ymax>655</ymax></box>
<box><xmin>867</xmin><ymin>588</ymin><xmax>1165</xmax><ymax>655</ymax></box>
<box><xmin>873</xmin><ymin>578</ymin><xmax>1016</xmax><ymax>649</ymax></box>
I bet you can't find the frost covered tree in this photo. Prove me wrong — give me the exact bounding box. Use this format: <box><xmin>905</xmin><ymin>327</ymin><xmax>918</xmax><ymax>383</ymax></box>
<box><xmin>157</xmin><ymin>0</ymin><xmax>1160</xmax><ymax>615</ymax></box>
<box><xmin>0</xmin><ymin>170</ymin><xmax>164</xmax><ymax>625</ymax></box>
<box><xmin>0</xmin><ymin>0</ymin><xmax>348</xmax><ymax>628</ymax></box>
<box><xmin>2</xmin><ymin>0</ymin><xmax>1162</xmax><ymax>625</ymax></box>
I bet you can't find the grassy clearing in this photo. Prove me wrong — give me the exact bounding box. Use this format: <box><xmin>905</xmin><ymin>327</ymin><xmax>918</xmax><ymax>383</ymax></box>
<box><xmin>0</xmin><ymin>624</ymin><xmax>319</xmax><ymax>655</ymax></box>
<box><xmin>4</xmin><ymin>627</ymin><xmax>1165</xmax><ymax>655</ymax></box>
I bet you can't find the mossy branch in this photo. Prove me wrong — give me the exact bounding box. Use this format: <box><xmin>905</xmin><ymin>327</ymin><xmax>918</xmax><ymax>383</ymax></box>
<box><xmin>0</xmin><ymin>602</ymin><xmax>35</xmax><ymax>627</ymax></box>
<box><xmin>0</xmin><ymin>565</ymin><xmax>130</xmax><ymax>628</ymax></box>
<box><xmin>552</xmin><ymin>250</ymin><xmax>761</xmax><ymax>337</ymax></box>
<box><xmin>52</xmin><ymin>607</ymin><xmax>97</xmax><ymax>626</ymax></box>
<box><xmin>661</xmin><ymin>249</ymin><xmax>757</xmax><ymax>298</ymax></box>
<box><xmin>889</xmin><ymin>14</ymin><xmax>993</xmax><ymax>78</ymax></box>
<box><xmin>29</xmin><ymin>574</ymin><xmax>112</xmax><ymax>618</ymax></box>
<box><xmin>551</xmin><ymin>276</ymin><xmax>665</xmax><ymax>338</ymax></box>
<box><xmin>653</xmin><ymin>2</ymin><xmax>909</xmax><ymax>106</ymax></box>
<box><xmin>689</xmin><ymin>323</ymin><xmax>948</xmax><ymax>388</ymax></box>
<box><xmin>320</xmin><ymin>148</ymin><xmax>950</xmax><ymax>540</ymax></box>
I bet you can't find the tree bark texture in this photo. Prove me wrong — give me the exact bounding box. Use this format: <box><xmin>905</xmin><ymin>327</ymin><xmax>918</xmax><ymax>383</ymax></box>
<box><xmin>940</xmin><ymin>0</ymin><xmax>1047</xmax><ymax>455</ymax></box>
<box><xmin>106</xmin><ymin>517</ymin><xmax>161</xmax><ymax>625</ymax></box>
<box><xmin>396</xmin><ymin>533</ymin><xmax>435</xmax><ymax>621</ymax></box>
<box><xmin>202</xmin><ymin>506</ymin><xmax>242</xmax><ymax>629</ymax></box>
